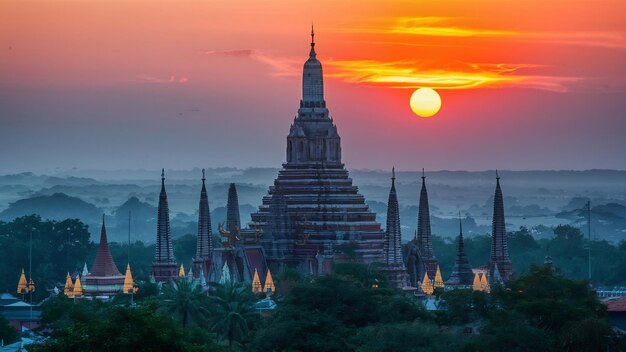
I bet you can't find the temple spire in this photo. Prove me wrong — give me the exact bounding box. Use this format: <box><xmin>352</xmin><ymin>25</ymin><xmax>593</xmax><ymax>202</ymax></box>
<box><xmin>152</xmin><ymin>169</ymin><xmax>178</xmax><ymax>282</ymax></box>
<box><xmin>196</xmin><ymin>169</ymin><xmax>212</xmax><ymax>259</ymax></box>
<box><xmin>446</xmin><ymin>212</ymin><xmax>474</xmax><ymax>286</ymax></box>
<box><xmin>90</xmin><ymin>216</ymin><xmax>121</xmax><ymax>277</ymax></box>
<box><xmin>226</xmin><ymin>183</ymin><xmax>241</xmax><ymax>234</ymax></box>
<box><xmin>488</xmin><ymin>171</ymin><xmax>512</xmax><ymax>282</ymax></box>
<box><xmin>382</xmin><ymin>168</ymin><xmax>407</xmax><ymax>288</ymax></box>
<box><xmin>417</xmin><ymin>169</ymin><xmax>438</xmax><ymax>279</ymax></box>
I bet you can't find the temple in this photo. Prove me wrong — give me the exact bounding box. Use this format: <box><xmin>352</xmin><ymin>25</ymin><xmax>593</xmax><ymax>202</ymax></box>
<box><xmin>250</xmin><ymin>27</ymin><xmax>385</xmax><ymax>275</ymax></box>
<box><xmin>446</xmin><ymin>215</ymin><xmax>474</xmax><ymax>287</ymax></box>
<box><xmin>192</xmin><ymin>169</ymin><xmax>212</xmax><ymax>279</ymax></box>
<box><xmin>381</xmin><ymin>169</ymin><xmax>407</xmax><ymax>288</ymax></box>
<box><xmin>152</xmin><ymin>169</ymin><xmax>178</xmax><ymax>282</ymax></box>
<box><xmin>83</xmin><ymin>217</ymin><xmax>125</xmax><ymax>298</ymax></box>
<box><xmin>486</xmin><ymin>171</ymin><xmax>513</xmax><ymax>282</ymax></box>
<box><xmin>209</xmin><ymin>183</ymin><xmax>268</xmax><ymax>285</ymax></box>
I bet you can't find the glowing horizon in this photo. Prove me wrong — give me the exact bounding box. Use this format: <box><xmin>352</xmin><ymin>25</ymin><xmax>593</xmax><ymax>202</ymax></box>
<box><xmin>1</xmin><ymin>0</ymin><xmax>625</xmax><ymax>172</ymax></box>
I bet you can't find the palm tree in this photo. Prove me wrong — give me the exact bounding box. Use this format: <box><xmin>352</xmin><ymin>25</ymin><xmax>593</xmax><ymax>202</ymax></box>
<box><xmin>160</xmin><ymin>278</ymin><xmax>209</xmax><ymax>328</ymax></box>
<box><xmin>209</xmin><ymin>281</ymin><xmax>259</xmax><ymax>349</ymax></box>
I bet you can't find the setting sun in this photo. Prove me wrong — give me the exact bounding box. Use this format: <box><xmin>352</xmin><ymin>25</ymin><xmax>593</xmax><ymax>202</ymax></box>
<box><xmin>410</xmin><ymin>88</ymin><xmax>442</xmax><ymax>117</ymax></box>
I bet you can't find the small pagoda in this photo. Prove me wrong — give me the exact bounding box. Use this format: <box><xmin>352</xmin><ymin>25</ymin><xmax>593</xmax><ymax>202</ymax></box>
<box><xmin>83</xmin><ymin>216</ymin><xmax>125</xmax><ymax>298</ymax></box>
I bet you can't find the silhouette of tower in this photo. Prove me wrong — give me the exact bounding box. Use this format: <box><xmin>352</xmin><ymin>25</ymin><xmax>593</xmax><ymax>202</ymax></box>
<box><xmin>226</xmin><ymin>183</ymin><xmax>241</xmax><ymax>234</ymax></box>
<box><xmin>446</xmin><ymin>214</ymin><xmax>474</xmax><ymax>287</ymax></box>
<box><xmin>152</xmin><ymin>169</ymin><xmax>178</xmax><ymax>282</ymax></box>
<box><xmin>417</xmin><ymin>169</ymin><xmax>438</xmax><ymax>279</ymax></box>
<box><xmin>487</xmin><ymin>171</ymin><xmax>513</xmax><ymax>282</ymax></box>
<box><xmin>382</xmin><ymin>168</ymin><xmax>407</xmax><ymax>288</ymax></box>
<box><xmin>251</xmin><ymin>29</ymin><xmax>384</xmax><ymax>273</ymax></box>
<box><xmin>193</xmin><ymin>169</ymin><xmax>212</xmax><ymax>279</ymax></box>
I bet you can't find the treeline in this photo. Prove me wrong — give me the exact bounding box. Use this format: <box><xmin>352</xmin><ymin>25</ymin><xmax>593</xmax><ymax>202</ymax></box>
<box><xmin>1</xmin><ymin>216</ymin><xmax>625</xmax><ymax>302</ymax></box>
<box><xmin>4</xmin><ymin>264</ymin><xmax>624</xmax><ymax>351</ymax></box>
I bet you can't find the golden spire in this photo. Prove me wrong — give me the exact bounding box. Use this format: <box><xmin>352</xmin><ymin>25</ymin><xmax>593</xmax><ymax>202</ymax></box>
<box><xmin>64</xmin><ymin>272</ymin><xmax>74</xmax><ymax>297</ymax></box>
<box><xmin>178</xmin><ymin>263</ymin><xmax>185</xmax><ymax>277</ymax></box>
<box><xmin>434</xmin><ymin>265</ymin><xmax>445</xmax><ymax>289</ymax></box>
<box><xmin>252</xmin><ymin>269</ymin><xmax>262</xmax><ymax>294</ymax></box>
<box><xmin>263</xmin><ymin>269</ymin><xmax>275</xmax><ymax>295</ymax></box>
<box><xmin>472</xmin><ymin>272</ymin><xmax>482</xmax><ymax>291</ymax></box>
<box><xmin>480</xmin><ymin>273</ymin><xmax>490</xmax><ymax>293</ymax></box>
<box><xmin>17</xmin><ymin>269</ymin><xmax>28</xmax><ymax>295</ymax></box>
<box><xmin>73</xmin><ymin>275</ymin><xmax>83</xmax><ymax>297</ymax></box>
<box><xmin>421</xmin><ymin>271</ymin><xmax>434</xmax><ymax>295</ymax></box>
<box><xmin>123</xmin><ymin>264</ymin><xmax>137</xmax><ymax>294</ymax></box>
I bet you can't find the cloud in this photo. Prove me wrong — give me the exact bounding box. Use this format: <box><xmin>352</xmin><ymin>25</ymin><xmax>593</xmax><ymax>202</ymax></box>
<box><xmin>339</xmin><ymin>17</ymin><xmax>626</xmax><ymax>49</ymax></box>
<box><xmin>136</xmin><ymin>75</ymin><xmax>189</xmax><ymax>84</ymax></box>
<box><xmin>203</xmin><ymin>49</ymin><xmax>300</xmax><ymax>77</ymax></box>
<box><xmin>326</xmin><ymin>60</ymin><xmax>581</xmax><ymax>92</ymax></box>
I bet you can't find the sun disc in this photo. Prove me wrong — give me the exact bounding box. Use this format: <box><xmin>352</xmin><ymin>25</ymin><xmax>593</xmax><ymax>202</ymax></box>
<box><xmin>410</xmin><ymin>88</ymin><xmax>442</xmax><ymax>118</ymax></box>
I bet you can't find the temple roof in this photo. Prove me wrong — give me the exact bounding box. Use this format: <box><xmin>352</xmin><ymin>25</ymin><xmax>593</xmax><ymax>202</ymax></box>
<box><xmin>89</xmin><ymin>217</ymin><xmax>122</xmax><ymax>277</ymax></box>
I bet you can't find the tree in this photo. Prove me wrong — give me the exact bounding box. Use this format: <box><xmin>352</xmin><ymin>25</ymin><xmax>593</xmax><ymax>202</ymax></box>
<box><xmin>29</xmin><ymin>304</ymin><xmax>221</xmax><ymax>352</ymax></box>
<box><xmin>0</xmin><ymin>315</ymin><xmax>18</xmax><ymax>345</ymax></box>
<box><xmin>161</xmin><ymin>278</ymin><xmax>209</xmax><ymax>328</ymax></box>
<box><xmin>209</xmin><ymin>282</ymin><xmax>259</xmax><ymax>349</ymax></box>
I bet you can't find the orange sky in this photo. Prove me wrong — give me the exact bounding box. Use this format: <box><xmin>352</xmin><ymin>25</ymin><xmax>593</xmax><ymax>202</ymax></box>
<box><xmin>1</xmin><ymin>0</ymin><xmax>625</xmax><ymax>171</ymax></box>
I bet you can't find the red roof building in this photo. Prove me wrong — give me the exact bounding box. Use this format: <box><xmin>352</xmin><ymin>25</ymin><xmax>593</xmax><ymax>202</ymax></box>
<box><xmin>83</xmin><ymin>217</ymin><xmax>125</xmax><ymax>298</ymax></box>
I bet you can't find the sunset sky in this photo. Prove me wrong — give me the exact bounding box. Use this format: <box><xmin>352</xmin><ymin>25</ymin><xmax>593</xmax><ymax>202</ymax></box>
<box><xmin>1</xmin><ymin>0</ymin><xmax>625</xmax><ymax>172</ymax></box>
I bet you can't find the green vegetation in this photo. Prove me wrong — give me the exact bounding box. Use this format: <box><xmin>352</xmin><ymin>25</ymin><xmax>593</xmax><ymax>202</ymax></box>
<box><xmin>26</xmin><ymin>265</ymin><xmax>625</xmax><ymax>351</ymax></box>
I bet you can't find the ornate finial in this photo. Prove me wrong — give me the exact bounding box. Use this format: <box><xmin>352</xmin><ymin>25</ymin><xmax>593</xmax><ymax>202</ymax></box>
<box><xmin>311</xmin><ymin>23</ymin><xmax>315</xmax><ymax>46</ymax></box>
<box><xmin>496</xmin><ymin>169</ymin><xmax>499</xmax><ymax>180</ymax></box>
<box><xmin>422</xmin><ymin>168</ymin><xmax>425</xmax><ymax>179</ymax></box>
<box><xmin>102</xmin><ymin>213</ymin><xmax>105</xmax><ymax>226</ymax></box>
<box><xmin>458</xmin><ymin>210</ymin><xmax>462</xmax><ymax>235</ymax></box>
<box><xmin>392</xmin><ymin>167</ymin><xmax>395</xmax><ymax>181</ymax></box>
<box><xmin>202</xmin><ymin>168</ymin><xmax>206</xmax><ymax>182</ymax></box>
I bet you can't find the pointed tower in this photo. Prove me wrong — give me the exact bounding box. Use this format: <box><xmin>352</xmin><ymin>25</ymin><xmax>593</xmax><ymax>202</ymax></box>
<box><xmin>446</xmin><ymin>215</ymin><xmax>474</xmax><ymax>287</ymax></box>
<box><xmin>17</xmin><ymin>269</ymin><xmax>28</xmax><ymax>295</ymax></box>
<box><xmin>123</xmin><ymin>264</ymin><xmax>137</xmax><ymax>294</ymax></box>
<box><xmin>251</xmin><ymin>29</ymin><xmax>385</xmax><ymax>273</ymax></box>
<box><xmin>84</xmin><ymin>216</ymin><xmax>125</xmax><ymax>297</ymax></box>
<box><xmin>381</xmin><ymin>168</ymin><xmax>407</xmax><ymax>288</ymax></box>
<box><xmin>480</xmin><ymin>273</ymin><xmax>490</xmax><ymax>293</ymax></box>
<box><xmin>220</xmin><ymin>262</ymin><xmax>231</xmax><ymax>284</ymax></box>
<box><xmin>263</xmin><ymin>269</ymin><xmax>275</xmax><ymax>295</ymax></box>
<box><xmin>433</xmin><ymin>265</ymin><xmax>444</xmax><ymax>289</ymax></box>
<box><xmin>73</xmin><ymin>275</ymin><xmax>83</xmax><ymax>298</ymax></box>
<box><xmin>417</xmin><ymin>169</ymin><xmax>438</xmax><ymax>280</ymax></box>
<box><xmin>472</xmin><ymin>272</ymin><xmax>482</xmax><ymax>291</ymax></box>
<box><xmin>487</xmin><ymin>171</ymin><xmax>513</xmax><ymax>282</ymax></box>
<box><xmin>64</xmin><ymin>273</ymin><xmax>74</xmax><ymax>296</ymax></box>
<box><xmin>226</xmin><ymin>183</ymin><xmax>241</xmax><ymax>234</ymax></box>
<box><xmin>421</xmin><ymin>271</ymin><xmax>434</xmax><ymax>295</ymax></box>
<box><xmin>90</xmin><ymin>216</ymin><xmax>122</xmax><ymax>277</ymax></box>
<box><xmin>252</xmin><ymin>269</ymin><xmax>262</xmax><ymax>294</ymax></box>
<box><xmin>178</xmin><ymin>264</ymin><xmax>186</xmax><ymax>278</ymax></box>
<box><xmin>152</xmin><ymin>169</ymin><xmax>178</xmax><ymax>282</ymax></box>
<box><xmin>193</xmin><ymin>169</ymin><xmax>213</xmax><ymax>278</ymax></box>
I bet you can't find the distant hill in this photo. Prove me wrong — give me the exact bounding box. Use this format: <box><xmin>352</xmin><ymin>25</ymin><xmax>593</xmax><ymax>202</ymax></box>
<box><xmin>0</xmin><ymin>192</ymin><xmax>102</xmax><ymax>223</ymax></box>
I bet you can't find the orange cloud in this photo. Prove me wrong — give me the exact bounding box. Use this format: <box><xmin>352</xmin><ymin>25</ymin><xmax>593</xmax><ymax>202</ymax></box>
<box><xmin>341</xmin><ymin>17</ymin><xmax>626</xmax><ymax>49</ymax></box>
<box><xmin>325</xmin><ymin>60</ymin><xmax>580</xmax><ymax>92</ymax></box>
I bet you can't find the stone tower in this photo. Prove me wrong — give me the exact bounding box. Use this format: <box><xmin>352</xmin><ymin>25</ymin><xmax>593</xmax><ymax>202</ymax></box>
<box><xmin>226</xmin><ymin>183</ymin><xmax>241</xmax><ymax>234</ymax></box>
<box><xmin>382</xmin><ymin>169</ymin><xmax>407</xmax><ymax>288</ymax></box>
<box><xmin>193</xmin><ymin>169</ymin><xmax>212</xmax><ymax>279</ymax></box>
<box><xmin>446</xmin><ymin>215</ymin><xmax>474</xmax><ymax>287</ymax></box>
<box><xmin>251</xmin><ymin>28</ymin><xmax>384</xmax><ymax>274</ymax></box>
<box><xmin>487</xmin><ymin>171</ymin><xmax>513</xmax><ymax>282</ymax></box>
<box><xmin>152</xmin><ymin>169</ymin><xmax>178</xmax><ymax>282</ymax></box>
<box><xmin>417</xmin><ymin>170</ymin><xmax>439</xmax><ymax>280</ymax></box>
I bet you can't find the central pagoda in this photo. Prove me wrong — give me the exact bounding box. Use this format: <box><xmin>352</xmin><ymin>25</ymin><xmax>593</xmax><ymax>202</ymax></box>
<box><xmin>251</xmin><ymin>28</ymin><xmax>385</xmax><ymax>274</ymax></box>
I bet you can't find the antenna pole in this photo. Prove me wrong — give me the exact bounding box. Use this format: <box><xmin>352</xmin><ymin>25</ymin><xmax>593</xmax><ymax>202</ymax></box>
<box><xmin>128</xmin><ymin>210</ymin><xmax>131</xmax><ymax>264</ymax></box>
<box><xmin>587</xmin><ymin>200</ymin><xmax>591</xmax><ymax>282</ymax></box>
